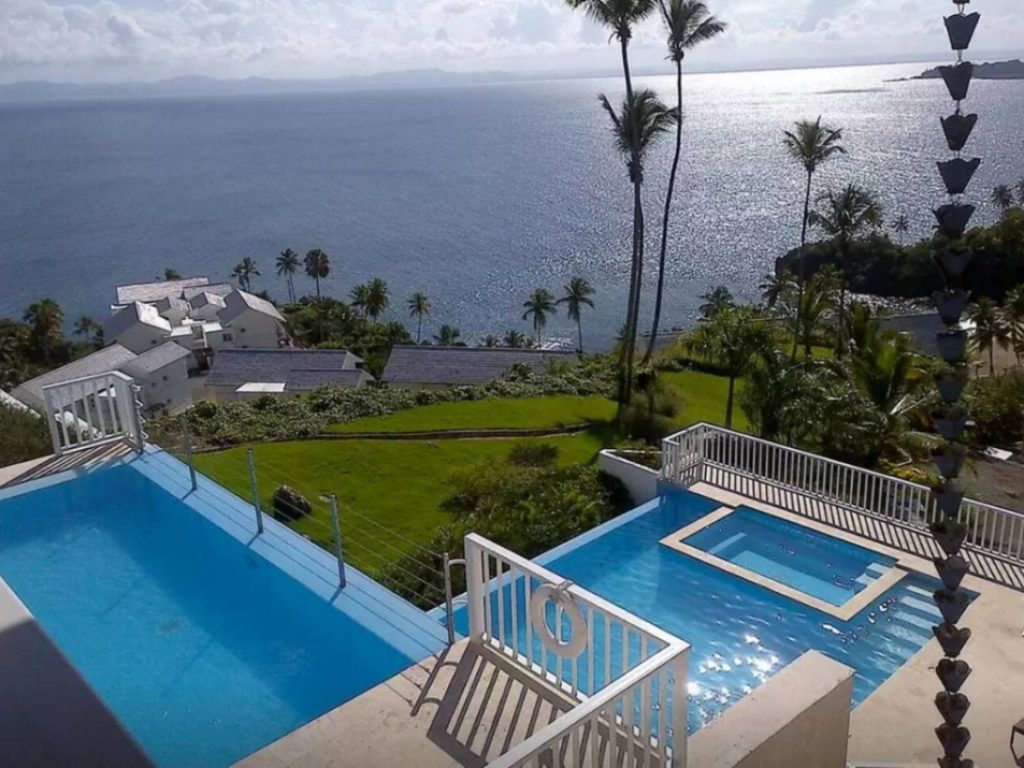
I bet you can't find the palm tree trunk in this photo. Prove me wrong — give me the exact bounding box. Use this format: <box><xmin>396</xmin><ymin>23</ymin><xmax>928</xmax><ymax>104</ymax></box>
<box><xmin>623</xmin><ymin>177</ymin><xmax>645</xmax><ymax>403</ymax></box>
<box><xmin>725</xmin><ymin>375</ymin><xmax>736</xmax><ymax>429</ymax></box>
<box><xmin>990</xmin><ymin>345</ymin><xmax>995</xmax><ymax>376</ymax></box>
<box><xmin>836</xmin><ymin>241</ymin><xmax>848</xmax><ymax>358</ymax></box>
<box><xmin>577</xmin><ymin>318</ymin><xmax>583</xmax><ymax>354</ymax></box>
<box><xmin>643</xmin><ymin>58</ymin><xmax>684</xmax><ymax>366</ymax></box>
<box><xmin>792</xmin><ymin>170</ymin><xmax>814</xmax><ymax>362</ymax></box>
<box><xmin>315</xmin><ymin>276</ymin><xmax>321</xmax><ymax>298</ymax></box>
<box><xmin>616</xmin><ymin>34</ymin><xmax>641</xmax><ymax>406</ymax></box>
<box><xmin>417</xmin><ymin>316</ymin><xmax>422</xmax><ymax>344</ymax></box>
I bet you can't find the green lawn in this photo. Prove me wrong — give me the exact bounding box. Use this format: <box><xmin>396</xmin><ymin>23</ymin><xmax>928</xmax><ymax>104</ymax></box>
<box><xmin>326</xmin><ymin>395</ymin><xmax>617</xmax><ymax>434</ymax></box>
<box><xmin>660</xmin><ymin>369</ymin><xmax>750</xmax><ymax>432</ymax></box>
<box><xmin>193</xmin><ymin>431</ymin><xmax>608</xmax><ymax>577</ymax></box>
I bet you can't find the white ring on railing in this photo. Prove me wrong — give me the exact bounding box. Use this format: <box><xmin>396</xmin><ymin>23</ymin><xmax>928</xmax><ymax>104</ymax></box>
<box><xmin>529</xmin><ymin>580</ymin><xmax>588</xmax><ymax>658</ymax></box>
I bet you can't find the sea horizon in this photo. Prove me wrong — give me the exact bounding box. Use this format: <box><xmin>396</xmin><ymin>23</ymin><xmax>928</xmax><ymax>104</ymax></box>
<box><xmin>2</xmin><ymin>60</ymin><xmax>1022</xmax><ymax>350</ymax></box>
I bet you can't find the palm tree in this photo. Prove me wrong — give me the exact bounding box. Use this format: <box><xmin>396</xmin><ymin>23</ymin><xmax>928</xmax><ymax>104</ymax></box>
<box><xmin>522</xmin><ymin>288</ymin><xmax>558</xmax><ymax>346</ymax></box>
<box><xmin>600</xmin><ymin>89</ymin><xmax>679</xmax><ymax>399</ymax></box>
<box><xmin>782</xmin><ymin>117</ymin><xmax>846</xmax><ymax>331</ymax></box>
<box><xmin>159</xmin><ymin>268</ymin><xmax>182</xmax><ymax>280</ymax></box>
<box><xmin>698</xmin><ymin>285</ymin><xmax>734</xmax><ymax>319</ymax></box>
<box><xmin>74</xmin><ymin>316</ymin><xmax>103</xmax><ymax>349</ymax></box>
<box><xmin>992</xmin><ymin>185</ymin><xmax>1014</xmax><ymax>213</ymax></box>
<box><xmin>434</xmin><ymin>324</ymin><xmax>464</xmax><ymax>346</ymax></box>
<box><xmin>304</xmin><ymin>249</ymin><xmax>331</xmax><ymax>298</ymax></box>
<box><xmin>643</xmin><ymin>0</ymin><xmax>726</xmax><ymax>364</ymax></box>
<box><xmin>231</xmin><ymin>257</ymin><xmax>260</xmax><ymax>292</ymax></box>
<box><xmin>808</xmin><ymin>183</ymin><xmax>883</xmax><ymax>357</ymax></box>
<box><xmin>891</xmin><ymin>213</ymin><xmax>910</xmax><ymax>245</ymax></box>
<box><xmin>503</xmin><ymin>330</ymin><xmax>528</xmax><ymax>348</ymax></box>
<box><xmin>968</xmin><ymin>297</ymin><xmax>1011</xmax><ymax>376</ymax></box>
<box><xmin>276</xmin><ymin>249</ymin><xmax>300</xmax><ymax>303</ymax></box>
<box><xmin>1004</xmin><ymin>284</ymin><xmax>1024</xmax><ymax>364</ymax></box>
<box><xmin>481</xmin><ymin>335</ymin><xmax>500</xmax><ymax>348</ymax></box>
<box><xmin>759</xmin><ymin>272</ymin><xmax>794</xmax><ymax>311</ymax></box>
<box><xmin>407</xmin><ymin>292</ymin><xmax>432</xmax><ymax>343</ymax></box>
<box><xmin>24</xmin><ymin>299</ymin><xmax>64</xmax><ymax>358</ymax></box>
<box><xmin>1017</xmin><ymin>178</ymin><xmax>1024</xmax><ymax>206</ymax></box>
<box><xmin>364</xmin><ymin>278</ymin><xmax>390</xmax><ymax>320</ymax></box>
<box><xmin>349</xmin><ymin>284</ymin><xmax>370</xmax><ymax>317</ymax></box>
<box><xmin>566</xmin><ymin>0</ymin><xmax>657</xmax><ymax>104</ymax></box>
<box><xmin>558</xmin><ymin>277</ymin><xmax>596</xmax><ymax>352</ymax></box>
<box><xmin>685</xmin><ymin>306</ymin><xmax>769</xmax><ymax>428</ymax></box>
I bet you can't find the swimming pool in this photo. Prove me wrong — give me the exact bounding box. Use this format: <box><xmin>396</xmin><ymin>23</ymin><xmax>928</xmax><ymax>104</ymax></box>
<box><xmin>681</xmin><ymin>506</ymin><xmax>897</xmax><ymax>606</ymax></box>
<box><xmin>456</xmin><ymin>487</ymin><xmax>966</xmax><ymax>733</ymax></box>
<box><xmin>0</xmin><ymin>454</ymin><xmax>445</xmax><ymax>767</ymax></box>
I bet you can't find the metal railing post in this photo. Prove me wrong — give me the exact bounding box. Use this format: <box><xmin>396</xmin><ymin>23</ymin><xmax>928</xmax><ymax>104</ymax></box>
<box><xmin>247</xmin><ymin>448</ymin><xmax>264</xmax><ymax>534</ymax></box>
<box><xmin>180</xmin><ymin>415</ymin><xmax>198</xmax><ymax>492</ymax></box>
<box><xmin>129</xmin><ymin>382</ymin><xmax>146</xmax><ymax>455</ymax></box>
<box><xmin>329</xmin><ymin>494</ymin><xmax>346</xmax><ymax>588</ymax></box>
<box><xmin>443</xmin><ymin>552</ymin><xmax>463</xmax><ymax>646</ymax></box>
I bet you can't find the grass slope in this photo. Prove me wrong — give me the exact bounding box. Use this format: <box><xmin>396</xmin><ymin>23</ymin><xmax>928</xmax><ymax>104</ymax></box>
<box><xmin>661</xmin><ymin>369</ymin><xmax>749</xmax><ymax>432</ymax></box>
<box><xmin>326</xmin><ymin>395</ymin><xmax>617</xmax><ymax>434</ymax></box>
<box><xmin>193</xmin><ymin>432</ymin><xmax>607</xmax><ymax>578</ymax></box>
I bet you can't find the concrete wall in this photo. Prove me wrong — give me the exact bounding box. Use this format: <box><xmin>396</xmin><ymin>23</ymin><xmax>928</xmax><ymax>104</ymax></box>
<box><xmin>597</xmin><ymin>450</ymin><xmax>660</xmax><ymax>504</ymax></box>
<box><xmin>226</xmin><ymin>310</ymin><xmax>283</xmax><ymax>349</ymax></box>
<box><xmin>138</xmin><ymin>358</ymin><xmax>191</xmax><ymax>416</ymax></box>
<box><xmin>689</xmin><ymin>650</ymin><xmax>854</xmax><ymax>768</ymax></box>
<box><xmin>114</xmin><ymin>323</ymin><xmax>170</xmax><ymax>355</ymax></box>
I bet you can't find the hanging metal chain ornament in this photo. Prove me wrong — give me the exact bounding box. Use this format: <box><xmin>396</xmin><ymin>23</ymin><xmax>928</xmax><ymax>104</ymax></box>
<box><xmin>930</xmin><ymin>2</ymin><xmax>981</xmax><ymax>767</ymax></box>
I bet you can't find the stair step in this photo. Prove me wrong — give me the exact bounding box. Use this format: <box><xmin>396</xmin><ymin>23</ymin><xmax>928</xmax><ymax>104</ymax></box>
<box><xmin>708</xmin><ymin>532</ymin><xmax>746</xmax><ymax>557</ymax></box>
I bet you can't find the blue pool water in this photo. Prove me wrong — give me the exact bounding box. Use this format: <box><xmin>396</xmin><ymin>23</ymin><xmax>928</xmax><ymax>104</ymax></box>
<box><xmin>0</xmin><ymin>462</ymin><xmax>435</xmax><ymax>767</ymax></box>
<box><xmin>683</xmin><ymin>507</ymin><xmax>897</xmax><ymax>606</ymax></box>
<box><xmin>455</xmin><ymin>488</ymin><xmax>967</xmax><ymax>733</ymax></box>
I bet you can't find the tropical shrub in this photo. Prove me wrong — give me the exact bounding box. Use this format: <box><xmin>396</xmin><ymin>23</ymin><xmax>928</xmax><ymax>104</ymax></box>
<box><xmin>0</xmin><ymin>404</ymin><xmax>50</xmax><ymax>467</ymax></box>
<box><xmin>508</xmin><ymin>442</ymin><xmax>560</xmax><ymax>467</ymax></box>
<box><xmin>967</xmin><ymin>371</ymin><xmax>1024</xmax><ymax>447</ymax></box>
<box><xmin>149</xmin><ymin>356</ymin><xmax>616</xmax><ymax>449</ymax></box>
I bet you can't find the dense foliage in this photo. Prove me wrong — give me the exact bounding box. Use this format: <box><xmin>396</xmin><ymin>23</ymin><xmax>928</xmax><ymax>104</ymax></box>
<box><xmin>966</xmin><ymin>371</ymin><xmax>1024</xmax><ymax>448</ymax></box>
<box><xmin>377</xmin><ymin>446</ymin><xmax>633</xmax><ymax>608</ymax></box>
<box><xmin>1</xmin><ymin>304</ymin><xmax>102</xmax><ymax>391</ymax></box>
<box><xmin>778</xmin><ymin>210</ymin><xmax>1024</xmax><ymax>302</ymax></box>
<box><xmin>0</xmin><ymin>404</ymin><xmax>50</xmax><ymax>467</ymax></box>
<box><xmin>150</xmin><ymin>357</ymin><xmax>616</xmax><ymax>448</ymax></box>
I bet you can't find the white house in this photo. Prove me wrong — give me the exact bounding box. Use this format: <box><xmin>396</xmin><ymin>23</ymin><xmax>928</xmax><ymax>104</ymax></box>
<box><xmin>11</xmin><ymin>342</ymin><xmax>193</xmax><ymax>418</ymax></box>
<box><xmin>188</xmin><ymin>291</ymin><xmax>228</xmax><ymax>323</ymax></box>
<box><xmin>119</xmin><ymin>343</ymin><xmax>194</xmax><ymax>416</ymax></box>
<box><xmin>218</xmin><ymin>290</ymin><xmax>289</xmax><ymax>349</ymax></box>
<box><xmin>103</xmin><ymin>302</ymin><xmax>173</xmax><ymax>355</ymax></box>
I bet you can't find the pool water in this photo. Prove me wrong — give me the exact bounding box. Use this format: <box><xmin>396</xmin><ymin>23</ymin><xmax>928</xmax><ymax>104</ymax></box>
<box><xmin>456</xmin><ymin>488</ymin><xmax>967</xmax><ymax>734</ymax></box>
<box><xmin>0</xmin><ymin>462</ymin><xmax>434</xmax><ymax>767</ymax></box>
<box><xmin>683</xmin><ymin>507</ymin><xmax>897</xmax><ymax>606</ymax></box>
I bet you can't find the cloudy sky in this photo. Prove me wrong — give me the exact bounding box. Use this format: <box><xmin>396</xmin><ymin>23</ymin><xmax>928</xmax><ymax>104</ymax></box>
<box><xmin>1</xmin><ymin>0</ymin><xmax>1022</xmax><ymax>83</ymax></box>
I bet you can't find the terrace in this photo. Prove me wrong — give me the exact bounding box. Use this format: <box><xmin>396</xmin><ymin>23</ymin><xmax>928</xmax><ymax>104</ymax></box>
<box><xmin>1</xmin><ymin>375</ymin><xmax>1023</xmax><ymax>767</ymax></box>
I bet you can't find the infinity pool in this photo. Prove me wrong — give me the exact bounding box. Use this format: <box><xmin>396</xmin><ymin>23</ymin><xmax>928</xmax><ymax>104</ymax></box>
<box><xmin>455</xmin><ymin>488</ymin><xmax>963</xmax><ymax>733</ymax></box>
<box><xmin>682</xmin><ymin>506</ymin><xmax>897</xmax><ymax>606</ymax></box>
<box><xmin>0</xmin><ymin>457</ymin><xmax>445</xmax><ymax>767</ymax></box>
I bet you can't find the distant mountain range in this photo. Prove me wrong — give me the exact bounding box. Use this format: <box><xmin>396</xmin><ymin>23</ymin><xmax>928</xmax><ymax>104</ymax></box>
<box><xmin>913</xmin><ymin>59</ymin><xmax>1024</xmax><ymax>80</ymax></box>
<box><xmin>0</xmin><ymin>69</ymin><xmax>538</xmax><ymax>103</ymax></box>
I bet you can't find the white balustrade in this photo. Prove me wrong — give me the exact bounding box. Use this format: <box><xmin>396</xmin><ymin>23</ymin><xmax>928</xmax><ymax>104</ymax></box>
<box><xmin>661</xmin><ymin>423</ymin><xmax>1024</xmax><ymax>565</ymax></box>
<box><xmin>41</xmin><ymin>371</ymin><xmax>144</xmax><ymax>456</ymax></box>
<box><xmin>466</xmin><ymin>535</ymin><xmax>689</xmax><ymax>768</ymax></box>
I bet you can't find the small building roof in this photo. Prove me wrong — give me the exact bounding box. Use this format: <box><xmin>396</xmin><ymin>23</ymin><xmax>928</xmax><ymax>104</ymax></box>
<box><xmin>188</xmin><ymin>291</ymin><xmax>228</xmax><ymax>311</ymax></box>
<box><xmin>382</xmin><ymin>345</ymin><xmax>577</xmax><ymax>386</ymax></box>
<box><xmin>208</xmin><ymin>348</ymin><xmax>369</xmax><ymax>392</ymax></box>
<box><xmin>236</xmin><ymin>382</ymin><xmax>287</xmax><ymax>394</ymax></box>
<box><xmin>103</xmin><ymin>301</ymin><xmax>173</xmax><ymax>341</ymax></box>
<box><xmin>0</xmin><ymin>388</ymin><xmax>37</xmax><ymax>415</ymax></box>
<box><xmin>120</xmin><ymin>342</ymin><xmax>193</xmax><ymax>378</ymax></box>
<box><xmin>219</xmin><ymin>290</ymin><xmax>286</xmax><ymax>325</ymax></box>
<box><xmin>12</xmin><ymin>344</ymin><xmax>138</xmax><ymax>412</ymax></box>
<box><xmin>116</xmin><ymin>277</ymin><xmax>210</xmax><ymax>306</ymax></box>
<box><xmin>880</xmin><ymin>312</ymin><xmax>945</xmax><ymax>358</ymax></box>
<box><xmin>182</xmin><ymin>283</ymin><xmax>234</xmax><ymax>300</ymax></box>
<box><xmin>154</xmin><ymin>295</ymin><xmax>189</xmax><ymax>316</ymax></box>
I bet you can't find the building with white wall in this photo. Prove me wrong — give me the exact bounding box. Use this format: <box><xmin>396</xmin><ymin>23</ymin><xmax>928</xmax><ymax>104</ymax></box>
<box><xmin>218</xmin><ymin>291</ymin><xmax>288</xmax><ymax>349</ymax></box>
<box><xmin>103</xmin><ymin>302</ymin><xmax>174</xmax><ymax>355</ymax></box>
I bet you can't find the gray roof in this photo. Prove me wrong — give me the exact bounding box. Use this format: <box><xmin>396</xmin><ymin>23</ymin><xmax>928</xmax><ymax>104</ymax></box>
<box><xmin>188</xmin><ymin>291</ymin><xmax>227</xmax><ymax>310</ymax></box>
<box><xmin>183</xmin><ymin>283</ymin><xmax>234</xmax><ymax>300</ymax></box>
<box><xmin>154</xmin><ymin>296</ymin><xmax>189</xmax><ymax>314</ymax></box>
<box><xmin>220</xmin><ymin>289</ymin><xmax>286</xmax><ymax>324</ymax></box>
<box><xmin>208</xmin><ymin>349</ymin><xmax>369</xmax><ymax>392</ymax></box>
<box><xmin>881</xmin><ymin>313</ymin><xmax>944</xmax><ymax>358</ymax></box>
<box><xmin>103</xmin><ymin>301</ymin><xmax>172</xmax><ymax>340</ymax></box>
<box><xmin>382</xmin><ymin>345</ymin><xmax>577</xmax><ymax>386</ymax></box>
<box><xmin>120</xmin><ymin>342</ymin><xmax>193</xmax><ymax>378</ymax></box>
<box><xmin>12</xmin><ymin>344</ymin><xmax>138</xmax><ymax>411</ymax></box>
<box><xmin>116</xmin><ymin>277</ymin><xmax>209</xmax><ymax>305</ymax></box>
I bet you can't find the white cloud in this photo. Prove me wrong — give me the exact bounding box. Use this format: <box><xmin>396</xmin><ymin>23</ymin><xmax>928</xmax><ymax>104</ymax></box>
<box><xmin>0</xmin><ymin>0</ymin><xmax>1020</xmax><ymax>82</ymax></box>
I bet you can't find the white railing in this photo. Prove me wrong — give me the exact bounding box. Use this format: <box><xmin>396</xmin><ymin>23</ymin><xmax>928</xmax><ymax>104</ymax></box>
<box><xmin>661</xmin><ymin>423</ymin><xmax>1024</xmax><ymax>565</ymax></box>
<box><xmin>465</xmin><ymin>535</ymin><xmax>689</xmax><ymax>768</ymax></box>
<box><xmin>42</xmin><ymin>371</ymin><xmax>144</xmax><ymax>456</ymax></box>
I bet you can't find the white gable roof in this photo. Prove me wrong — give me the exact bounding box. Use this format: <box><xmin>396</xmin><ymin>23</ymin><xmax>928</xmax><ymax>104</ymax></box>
<box><xmin>103</xmin><ymin>301</ymin><xmax>172</xmax><ymax>341</ymax></box>
<box><xmin>220</xmin><ymin>290</ymin><xmax>286</xmax><ymax>324</ymax></box>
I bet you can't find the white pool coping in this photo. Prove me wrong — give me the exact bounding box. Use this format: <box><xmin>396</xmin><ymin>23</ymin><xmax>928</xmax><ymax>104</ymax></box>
<box><xmin>658</xmin><ymin>504</ymin><xmax>910</xmax><ymax>621</ymax></box>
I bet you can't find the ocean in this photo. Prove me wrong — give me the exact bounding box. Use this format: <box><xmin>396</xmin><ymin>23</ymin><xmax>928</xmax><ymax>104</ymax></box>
<box><xmin>1</xmin><ymin>62</ymin><xmax>1022</xmax><ymax>350</ymax></box>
